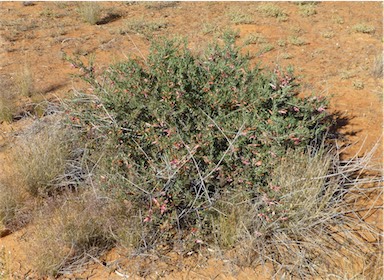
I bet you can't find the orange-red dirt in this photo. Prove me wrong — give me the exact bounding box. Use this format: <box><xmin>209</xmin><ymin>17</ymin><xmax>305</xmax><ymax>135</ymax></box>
<box><xmin>0</xmin><ymin>2</ymin><xmax>382</xmax><ymax>279</ymax></box>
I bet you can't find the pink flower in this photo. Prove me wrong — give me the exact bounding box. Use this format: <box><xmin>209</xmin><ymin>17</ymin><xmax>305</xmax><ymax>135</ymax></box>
<box><xmin>317</xmin><ymin>107</ymin><xmax>326</xmax><ymax>113</ymax></box>
<box><xmin>152</xmin><ymin>198</ymin><xmax>160</xmax><ymax>207</ymax></box>
<box><xmin>160</xmin><ymin>204</ymin><xmax>166</xmax><ymax>214</ymax></box>
<box><xmin>293</xmin><ymin>137</ymin><xmax>301</xmax><ymax>145</ymax></box>
<box><xmin>293</xmin><ymin>106</ymin><xmax>300</xmax><ymax>112</ymax></box>
<box><xmin>144</xmin><ymin>216</ymin><xmax>151</xmax><ymax>222</ymax></box>
<box><xmin>270</xmin><ymin>83</ymin><xmax>277</xmax><ymax>90</ymax></box>
<box><xmin>164</xmin><ymin>129</ymin><xmax>172</xmax><ymax>136</ymax></box>
<box><xmin>270</xmin><ymin>185</ymin><xmax>281</xmax><ymax>192</ymax></box>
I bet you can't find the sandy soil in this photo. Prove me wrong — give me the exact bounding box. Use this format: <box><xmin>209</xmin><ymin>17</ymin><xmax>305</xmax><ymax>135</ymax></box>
<box><xmin>0</xmin><ymin>2</ymin><xmax>382</xmax><ymax>279</ymax></box>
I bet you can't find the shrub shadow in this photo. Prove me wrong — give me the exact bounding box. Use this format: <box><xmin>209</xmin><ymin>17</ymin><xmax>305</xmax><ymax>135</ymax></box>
<box><xmin>96</xmin><ymin>13</ymin><xmax>121</xmax><ymax>25</ymax></box>
<box><xmin>325</xmin><ymin>110</ymin><xmax>361</xmax><ymax>141</ymax></box>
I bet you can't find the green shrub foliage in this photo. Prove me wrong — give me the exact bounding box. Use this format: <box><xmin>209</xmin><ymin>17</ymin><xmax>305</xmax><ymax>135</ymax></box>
<box><xmin>67</xmin><ymin>35</ymin><xmax>330</xmax><ymax>247</ymax></box>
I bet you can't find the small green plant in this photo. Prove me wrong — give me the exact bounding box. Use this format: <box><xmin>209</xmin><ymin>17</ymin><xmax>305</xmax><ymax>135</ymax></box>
<box><xmin>258</xmin><ymin>43</ymin><xmax>274</xmax><ymax>55</ymax></box>
<box><xmin>78</xmin><ymin>2</ymin><xmax>101</xmax><ymax>25</ymax></box>
<box><xmin>281</xmin><ymin>52</ymin><xmax>293</xmax><ymax>59</ymax></box>
<box><xmin>242</xmin><ymin>33</ymin><xmax>267</xmax><ymax>46</ymax></box>
<box><xmin>321</xmin><ymin>31</ymin><xmax>334</xmax><ymax>39</ymax></box>
<box><xmin>289</xmin><ymin>36</ymin><xmax>307</xmax><ymax>46</ymax></box>
<box><xmin>298</xmin><ymin>3</ymin><xmax>317</xmax><ymax>17</ymax></box>
<box><xmin>202</xmin><ymin>22</ymin><xmax>222</xmax><ymax>35</ymax></box>
<box><xmin>124</xmin><ymin>18</ymin><xmax>168</xmax><ymax>37</ymax></box>
<box><xmin>352</xmin><ymin>23</ymin><xmax>375</xmax><ymax>34</ymax></box>
<box><xmin>340</xmin><ymin>70</ymin><xmax>355</xmax><ymax>80</ymax></box>
<box><xmin>353</xmin><ymin>80</ymin><xmax>364</xmax><ymax>90</ymax></box>
<box><xmin>145</xmin><ymin>1</ymin><xmax>179</xmax><ymax>10</ymax></box>
<box><xmin>258</xmin><ymin>3</ymin><xmax>287</xmax><ymax>21</ymax></box>
<box><xmin>277</xmin><ymin>39</ymin><xmax>286</xmax><ymax>47</ymax></box>
<box><xmin>332</xmin><ymin>15</ymin><xmax>344</xmax><ymax>24</ymax></box>
<box><xmin>227</xmin><ymin>9</ymin><xmax>255</xmax><ymax>25</ymax></box>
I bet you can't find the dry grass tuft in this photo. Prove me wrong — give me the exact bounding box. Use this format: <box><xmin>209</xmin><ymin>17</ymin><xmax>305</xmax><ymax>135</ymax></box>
<box><xmin>28</xmin><ymin>189</ymin><xmax>136</xmax><ymax>277</ymax></box>
<box><xmin>16</xmin><ymin>61</ymin><xmax>35</xmax><ymax>97</ymax></box>
<box><xmin>372</xmin><ymin>54</ymin><xmax>383</xmax><ymax>79</ymax></box>
<box><xmin>0</xmin><ymin>179</ymin><xmax>32</xmax><ymax>232</ymax></box>
<box><xmin>352</xmin><ymin>23</ymin><xmax>376</xmax><ymax>34</ymax></box>
<box><xmin>78</xmin><ymin>2</ymin><xmax>101</xmax><ymax>25</ymax></box>
<box><xmin>11</xmin><ymin>117</ymin><xmax>77</xmax><ymax>196</ymax></box>
<box><xmin>0</xmin><ymin>91</ymin><xmax>15</xmax><ymax>123</ymax></box>
<box><xmin>212</xmin><ymin>144</ymin><xmax>383</xmax><ymax>278</ymax></box>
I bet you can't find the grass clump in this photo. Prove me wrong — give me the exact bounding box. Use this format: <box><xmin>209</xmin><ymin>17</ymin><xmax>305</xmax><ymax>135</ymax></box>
<box><xmin>202</xmin><ymin>21</ymin><xmax>223</xmax><ymax>35</ymax></box>
<box><xmin>16</xmin><ymin>61</ymin><xmax>35</xmax><ymax>97</ymax></box>
<box><xmin>372</xmin><ymin>54</ymin><xmax>383</xmax><ymax>78</ymax></box>
<box><xmin>78</xmin><ymin>2</ymin><xmax>101</xmax><ymax>25</ymax></box>
<box><xmin>289</xmin><ymin>35</ymin><xmax>307</xmax><ymax>46</ymax></box>
<box><xmin>30</xmin><ymin>191</ymin><xmax>125</xmax><ymax>276</ymax></box>
<box><xmin>11</xmin><ymin>118</ymin><xmax>80</xmax><ymax>196</ymax></box>
<box><xmin>353</xmin><ymin>80</ymin><xmax>364</xmax><ymax>90</ymax></box>
<box><xmin>221</xmin><ymin>146</ymin><xmax>383</xmax><ymax>278</ymax></box>
<box><xmin>227</xmin><ymin>9</ymin><xmax>255</xmax><ymax>25</ymax></box>
<box><xmin>124</xmin><ymin>18</ymin><xmax>168</xmax><ymax>37</ymax></box>
<box><xmin>257</xmin><ymin>3</ymin><xmax>287</xmax><ymax>21</ymax></box>
<box><xmin>352</xmin><ymin>23</ymin><xmax>376</xmax><ymax>34</ymax></box>
<box><xmin>297</xmin><ymin>3</ymin><xmax>317</xmax><ymax>17</ymax></box>
<box><xmin>0</xmin><ymin>180</ymin><xmax>31</xmax><ymax>232</ymax></box>
<box><xmin>0</xmin><ymin>92</ymin><xmax>14</xmax><ymax>123</ymax></box>
<box><xmin>242</xmin><ymin>33</ymin><xmax>267</xmax><ymax>46</ymax></box>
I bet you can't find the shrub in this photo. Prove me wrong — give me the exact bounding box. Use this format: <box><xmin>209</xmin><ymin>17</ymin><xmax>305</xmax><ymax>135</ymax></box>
<box><xmin>66</xmin><ymin>34</ymin><xmax>330</xmax><ymax>253</ymax></box>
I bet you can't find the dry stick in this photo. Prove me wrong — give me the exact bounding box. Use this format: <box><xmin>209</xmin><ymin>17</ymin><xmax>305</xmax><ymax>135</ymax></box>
<box><xmin>124</xmin><ymin>33</ymin><xmax>148</xmax><ymax>65</ymax></box>
<box><xmin>179</xmin><ymin>138</ymin><xmax>211</xmax><ymax>217</ymax></box>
